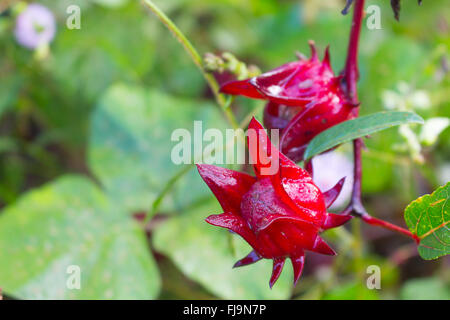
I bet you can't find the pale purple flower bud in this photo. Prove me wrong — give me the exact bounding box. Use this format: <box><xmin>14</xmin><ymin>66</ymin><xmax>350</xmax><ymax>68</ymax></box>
<box><xmin>312</xmin><ymin>151</ymin><xmax>353</xmax><ymax>210</ymax></box>
<box><xmin>14</xmin><ymin>4</ymin><xmax>56</xmax><ymax>50</ymax></box>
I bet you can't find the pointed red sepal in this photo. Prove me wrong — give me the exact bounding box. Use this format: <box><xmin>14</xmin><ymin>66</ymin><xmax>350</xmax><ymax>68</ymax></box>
<box><xmin>269</xmin><ymin>257</ymin><xmax>286</xmax><ymax>289</ymax></box>
<box><xmin>205</xmin><ymin>213</ymin><xmax>259</xmax><ymax>251</ymax></box>
<box><xmin>233</xmin><ymin>250</ymin><xmax>262</xmax><ymax>268</ymax></box>
<box><xmin>205</xmin><ymin>213</ymin><xmax>243</xmax><ymax>229</ymax></box>
<box><xmin>308</xmin><ymin>40</ymin><xmax>318</xmax><ymax>60</ymax></box>
<box><xmin>220</xmin><ymin>79</ymin><xmax>265</xmax><ymax>99</ymax></box>
<box><xmin>311</xmin><ymin>236</ymin><xmax>336</xmax><ymax>256</ymax></box>
<box><xmin>322</xmin><ymin>213</ymin><xmax>353</xmax><ymax>230</ymax></box>
<box><xmin>322</xmin><ymin>45</ymin><xmax>331</xmax><ymax>68</ymax></box>
<box><xmin>323</xmin><ymin>177</ymin><xmax>346</xmax><ymax>209</ymax></box>
<box><xmin>249</xmin><ymin>62</ymin><xmax>317</xmax><ymax>107</ymax></box>
<box><xmin>291</xmin><ymin>252</ymin><xmax>305</xmax><ymax>286</ymax></box>
<box><xmin>197</xmin><ymin>164</ymin><xmax>256</xmax><ymax>214</ymax></box>
<box><xmin>248</xmin><ymin>117</ymin><xmax>305</xmax><ymax>177</ymax></box>
<box><xmin>248</xmin><ymin>117</ymin><xmax>286</xmax><ymax>178</ymax></box>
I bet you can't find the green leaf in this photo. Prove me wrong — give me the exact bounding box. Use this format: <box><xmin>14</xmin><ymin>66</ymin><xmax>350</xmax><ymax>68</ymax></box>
<box><xmin>0</xmin><ymin>175</ymin><xmax>160</xmax><ymax>299</ymax></box>
<box><xmin>0</xmin><ymin>74</ymin><xmax>22</xmax><ymax>119</ymax></box>
<box><xmin>404</xmin><ymin>182</ymin><xmax>450</xmax><ymax>260</ymax></box>
<box><xmin>401</xmin><ymin>277</ymin><xmax>450</xmax><ymax>300</ymax></box>
<box><xmin>153</xmin><ymin>199</ymin><xmax>294</xmax><ymax>299</ymax></box>
<box><xmin>88</xmin><ymin>83</ymin><xmax>229</xmax><ymax>214</ymax></box>
<box><xmin>51</xmin><ymin>4</ymin><xmax>155</xmax><ymax>103</ymax></box>
<box><xmin>304</xmin><ymin>111</ymin><xmax>424</xmax><ymax>160</ymax></box>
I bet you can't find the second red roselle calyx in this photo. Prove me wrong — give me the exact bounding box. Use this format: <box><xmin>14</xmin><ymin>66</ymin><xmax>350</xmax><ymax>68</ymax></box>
<box><xmin>197</xmin><ymin>118</ymin><xmax>352</xmax><ymax>288</ymax></box>
<box><xmin>220</xmin><ymin>42</ymin><xmax>357</xmax><ymax>162</ymax></box>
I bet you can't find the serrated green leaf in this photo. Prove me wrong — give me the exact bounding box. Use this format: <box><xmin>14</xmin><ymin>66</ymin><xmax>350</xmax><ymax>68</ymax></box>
<box><xmin>0</xmin><ymin>175</ymin><xmax>160</xmax><ymax>299</ymax></box>
<box><xmin>404</xmin><ymin>182</ymin><xmax>450</xmax><ymax>260</ymax></box>
<box><xmin>88</xmin><ymin>83</ymin><xmax>228</xmax><ymax>214</ymax></box>
<box><xmin>153</xmin><ymin>199</ymin><xmax>293</xmax><ymax>299</ymax></box>
<box><xmin>304</xmin><ymin>111</ymin><xmax>424</xmax><ymax>160</ymax></box>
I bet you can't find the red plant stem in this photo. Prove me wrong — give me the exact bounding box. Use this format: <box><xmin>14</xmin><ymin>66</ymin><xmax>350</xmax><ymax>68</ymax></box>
<box><xmin>343</xmin><ymin>0</ymin><xmax>365</xmax><ymax>106</ymax></box>
<box><xmin>361</xmin><ymin>215</ymin><xmax>420</xmax><ymax>243</ymax></box>
<box><xmin>350</xmin><ymin>138</ymin><xmax>364</xmax><ymax>212</ymax></box>
<box><xmin>341</xmin><ymin>0</ymin><xmax>418</xmax><ymax>243</ymax></box>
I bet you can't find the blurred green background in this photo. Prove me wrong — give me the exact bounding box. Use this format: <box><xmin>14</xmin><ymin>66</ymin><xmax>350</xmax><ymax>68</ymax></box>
<box><xmin>0</xmin><ymin>0</ymin><xmax>448</xmax><ymax>299</ymax></box>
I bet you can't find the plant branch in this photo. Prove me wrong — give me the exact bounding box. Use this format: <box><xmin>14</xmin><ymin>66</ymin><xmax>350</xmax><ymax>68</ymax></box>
<box><xmin>142</xmin><ymin>0</ymin><xmax>239</xmax><ymax>129</ymax></box>
<box><xmin>360</xmin><ymin>214</ymin><xmax>420</xmax><ymax>243</ymax></box>
<box><xmin>341</xmin><ymin>0</ymin><xmax>418</xmax><ymax>243</ymax></box>
<box><xmin>341</xmin><ymin>0</ymin><xmax>365</xmax><ymax>220</ymax></box>
<box><xmin>144</xmin><ymin>164</ymin><xmax>195</xmax><ymax>224</ymax></box>
<box><xmin>343</xmin><ymin>0</ymin><xmax>364</xmax><ymax>106</ymax></box>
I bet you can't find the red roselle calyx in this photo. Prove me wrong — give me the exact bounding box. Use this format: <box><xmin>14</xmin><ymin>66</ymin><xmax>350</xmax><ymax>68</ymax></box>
<box><xmin>220</xmin><ymin>42</ymin><xmax>357</xmax><ymax>162</ymax></box>
<box><xmin>197</xmin><ymin>118</ymin><xmax>352</xmax><ymax>288</ymax></box>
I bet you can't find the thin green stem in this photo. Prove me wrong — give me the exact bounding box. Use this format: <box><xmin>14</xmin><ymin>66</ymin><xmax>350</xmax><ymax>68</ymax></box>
<box><xmin>145</xmin><ymin>164</ymin><xmax>195</xmax><ymax>224</ymax></box>
<box><xmin>142</xmin><ymin>0</ymin><xmax>238</xmax><ymax>129</ymax></box>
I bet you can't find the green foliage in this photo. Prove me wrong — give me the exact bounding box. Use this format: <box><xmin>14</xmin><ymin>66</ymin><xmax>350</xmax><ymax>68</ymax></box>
<box><xmin>0</xmin><ymin>0</ymin><xmax>448</xmax><ymax>300</ymax></box>
<box><xmin>0</xmin><ymin>74</ymin><xmax>21</xmax><ymax>119</ymax></box>
<box><xmin>304</xmin><ymin>111</ymin><xmax>424</xmax><ymax>160</ymax></box>
<box><xmin>404</xmin><ymin>182</ymin><xmax>450</xmax><ymax>260</ymax></box>
<box><xmin>0</xmin><ymin>175</ymin><xmax>160</xmax><ymax>299</ymax></box>
<box><xmin>323</xmin><ymin>281</ymin><xmax>379</xmax><ymax>300</ymax></box>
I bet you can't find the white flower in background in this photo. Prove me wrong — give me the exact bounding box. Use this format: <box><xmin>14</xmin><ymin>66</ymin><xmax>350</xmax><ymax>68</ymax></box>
<box><xmin>382</xmin><ymin>90</ymin><xmax>403</xmax><ymax>110</ymax></box>
<box><xmin>409</xmin><ymin>90</ymin><xmax>431</xmax><ymax>110</ymax></box>
<box><xmin>14</xmin><ymin>3</ymin><xmax>56</xmax><ymax>50</ymax></box>
<box><xmin>438</xmin><ymin>163</ymin><xmax>450</xmax><ymax>186</ymax></box>
<box><xmin>382</xmin><ymin>82</ymin><xmax>431</xmax><ymax>112</ymax></box>
<box><xmin>312</xmin><ymin>151</ymin><xmax>353</xmax><ymax>210</ymax></box>
<box><xmin>419</xmin><ymin>117</ymin><xmax>450</xmax><ymax>146</ymax></box>
<box><xmin>381</xmin><ymin>82</ymin><xmax>448</xmax><ymax>164</ymax></box>
<box><xmin>398</xmin><ymin>125</ymin><xmax>424</xmax><ymax>163</ymax></box>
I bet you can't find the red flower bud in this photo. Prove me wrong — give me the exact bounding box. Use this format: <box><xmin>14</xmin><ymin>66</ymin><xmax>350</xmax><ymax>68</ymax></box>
<box><xmin>220</xmin><ymin>42</ymin><xmax>357</xmax><ymax>162</ymax></box>
<box><xmin>197</xmin><ymin>118</ymin><xmax>352</xmax><ymax>288</ymax></box>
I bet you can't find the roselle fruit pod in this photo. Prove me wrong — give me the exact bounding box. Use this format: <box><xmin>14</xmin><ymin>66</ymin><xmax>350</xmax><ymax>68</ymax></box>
<box><xmin>197</xmin><ymin>118</ymin><xmax>352</xmax><ymax>288</ymax></box>
<box><xmin>220</xmin><ymin>42</ymin><xmax>356</xmax><ymax>162</ymax></box>
<box><xmin>220</xmin><ymin>41</ymin><xmax>335</xmax><ymax>107</ymax></box>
